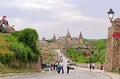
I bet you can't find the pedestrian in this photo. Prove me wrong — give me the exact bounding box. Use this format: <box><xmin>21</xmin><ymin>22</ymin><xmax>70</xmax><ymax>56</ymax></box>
<box><xmin>50</xmin><ymin>63</ymin><xmax>53</xmax><ymax>71</ymax></box>
<box><xmin>100</xmin><ymin>63</ymin><xmax>103</xmax><ymax>70</ymax></box>
<box><xmin>89</xmin><ymin>63</ymin><xmax>92</xmax><ymax>71</ymax></box>
<box><xmin>53</xmin><ymin>63</ymin><xmax>56</xmax><ymax>70</ymax></box>
<box><xmin>92</xmin><ymin>63</ymin><xmax>95</xmax><ymax>70</ymax></box>
<box><xmin>1</xmin><ymin>15</ymin><xmax>9</xmax><ymax>33</ymax></box>
<box><xmin>87</xmin><ymin>63</ymin><xmax>89</xmax><ymax>69</ymax></box>
<box><xmin>56</xmin><ymin>62</ymin><xmax>61</xmax><ymax>73</ymax></box>
<box><xmin>60</xmin><ymin>61</ymin><xmax>64</xmax><ymax>74</ymax></box>
<box><xmin>67</xmin><ymin>61</ymin><xmax>70</xmax><ymax>74</ymax></box>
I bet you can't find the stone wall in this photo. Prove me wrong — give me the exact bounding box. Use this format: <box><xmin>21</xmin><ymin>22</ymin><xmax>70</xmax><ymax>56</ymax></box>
<box><xmin>105</xmin><ymin>26</ymin><xmax>114</xmax><ymax>71</ymax></box>
<box><xmin>105</xmin><ymin>18</ymin><xmax>120</xmax><ymax>72</ymax></box>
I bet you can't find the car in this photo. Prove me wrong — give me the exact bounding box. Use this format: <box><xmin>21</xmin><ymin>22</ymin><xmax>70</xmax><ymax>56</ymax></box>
<box><xmin>41</xmin><ymin>63</ymin><xmax>50</xmax><ymax>70</ymax></box>
<box><xmin>69</xmin><ymin>63</ymin><xmax>76</xmax><ymax>69</ymax></box>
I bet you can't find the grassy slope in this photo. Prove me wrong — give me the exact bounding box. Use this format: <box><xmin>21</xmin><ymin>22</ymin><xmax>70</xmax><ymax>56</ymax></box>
<box><xmin>0</xmin><ymin>33</ymin><xmax>42</xmax><ymax>74</ymax></box>
<box><xmin>0</xmin><ymin>34</ymin><xmax>12</xmax><ymax>53</ymax></box>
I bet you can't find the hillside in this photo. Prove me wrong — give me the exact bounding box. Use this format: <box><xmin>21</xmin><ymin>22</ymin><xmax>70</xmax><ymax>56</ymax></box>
<box><xmin>0</xmin><ymin>34</ymin><xmax>12</xmax><ymax>53</ymax></box>
<box><xmin>66</xmin><ymin>39</ymin><xmax>106</xmax><ymax>64</ymax></box>
<box><xmin>0</xmin><ymin>28</ymin><xmax>41</xmax><ymax>73</ymax></box>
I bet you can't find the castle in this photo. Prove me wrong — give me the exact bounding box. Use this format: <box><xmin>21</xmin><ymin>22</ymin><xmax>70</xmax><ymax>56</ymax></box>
<box><xmin>40</xmin><ymin>30</ymin><xmax>84</xmax><ymax>50</ymax></box>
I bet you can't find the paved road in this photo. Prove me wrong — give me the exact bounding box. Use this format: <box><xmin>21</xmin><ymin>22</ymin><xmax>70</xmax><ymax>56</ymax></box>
<box><xmin>55</xmin><ymin>49</ymin><xmax>68</xmax><ymax>71</ymax></box>
<box><xmin>0</xmin><ymin>69</ymin><xmax>112</xmax><ymax>79</ymax></box>
<box><xmin>0</xmin><ymin>49</ymin><xmax>113</xmax><ymax>79</ymax></box>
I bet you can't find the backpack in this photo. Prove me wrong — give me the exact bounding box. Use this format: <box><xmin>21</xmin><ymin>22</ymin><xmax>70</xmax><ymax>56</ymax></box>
<box><xmin>57</xmin><ymin>63</ymin><xmax>61</xmax><ymax>68</ymax></box>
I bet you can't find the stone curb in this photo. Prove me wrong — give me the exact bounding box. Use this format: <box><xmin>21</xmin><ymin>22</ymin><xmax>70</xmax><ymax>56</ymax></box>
<box><xmin>78</xmin><ymin>67</ymin><xmax>120</xmax><ymax>79</ymax></box>
<box><xmin>0</xmin><ymin>73</ymin><xmax>33</xmax><ymax>78</ymax></box>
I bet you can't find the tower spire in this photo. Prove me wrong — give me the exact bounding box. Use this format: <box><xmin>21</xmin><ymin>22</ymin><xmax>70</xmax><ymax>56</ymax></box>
<box><xmin>53</xmin><ymin>34</ymin><xmax>56</xmax><ymax>41</ymax></box>
<box><xmin>66</xmin><ymin>28</ymin><xmax>71</xmax><ymax>44</ymax></box>
<box><xmin>79</xmin><ymin>32</ymin><xmax>84</xmax><ymax>44</ymax></box>
<box><xmin>79</xmin><ymin>32</ymin><xmax>83</xmax><ymax>39</ymax></box>
<box><xmin>66</xmin><ymin>28</ymin><xmax>71</xmax><ymax>38</ymax></box>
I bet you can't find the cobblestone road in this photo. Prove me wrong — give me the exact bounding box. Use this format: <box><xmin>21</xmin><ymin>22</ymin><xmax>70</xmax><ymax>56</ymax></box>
<box><xmin>0</xmin><ymin>69</ymin><xmax>112</xmax><ymax>79</ymax></box>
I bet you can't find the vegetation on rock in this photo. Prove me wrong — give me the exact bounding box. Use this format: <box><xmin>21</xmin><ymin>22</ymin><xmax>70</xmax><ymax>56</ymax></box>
<box><xmin>66</xmin><ymin>39</ymin><xmax>106</xmax><ymax>64</ymax></box>
<box><xmin>0</xmin><ymin>28</ymin><xmax>41</xmax><ymax>71</ymax></box>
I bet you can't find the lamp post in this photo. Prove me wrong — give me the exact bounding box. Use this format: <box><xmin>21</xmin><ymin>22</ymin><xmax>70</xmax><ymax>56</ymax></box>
<box><xmin>85</xmin><ymin>42</ymin><xmax>92</xmax><ymax>71</ymax></box>
<box><xmin>86</xmin><ymin>51</ymin><xmax>92</xmax><ymax>71</ymax></box>
<box><xmin>108</xmin><ymin>9</ymin><xmax>114</xmax><ymax>23</ymax></box>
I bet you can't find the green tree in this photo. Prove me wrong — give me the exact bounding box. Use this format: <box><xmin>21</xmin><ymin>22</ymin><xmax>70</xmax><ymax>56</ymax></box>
<box><xmin>12</xmin><ymin>28</ymin><xmax>39</xmax><ymax>53</ymax></box>
<box><xmin>12</xmin><ymin>28</ymin><xmax>40</xmax><ymax>63</ymax></box>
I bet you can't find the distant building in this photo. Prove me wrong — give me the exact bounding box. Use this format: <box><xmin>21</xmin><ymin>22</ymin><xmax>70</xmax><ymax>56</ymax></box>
<box><xmin>66</xmin><ymin>29</ymin><xmax>71</xmax><ymax>43</ymax></box>
<box><xmin>79</xmin><ymin>32</ymin><xmax>84</xmax><ymax>44</ymax></box>
<box><xmin>52</xmin><ymin>34</ymin><xmax>56</xmax><ymax>42</ymax></box>
<box><xmin>40</xmin><ymin>30</ymin><xmax>84</xmax><ymax>49</ymax></box>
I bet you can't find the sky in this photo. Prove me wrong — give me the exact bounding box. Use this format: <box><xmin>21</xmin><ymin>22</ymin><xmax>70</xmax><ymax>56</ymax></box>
<box><xmin>0</xmin><ymin>0</ymin><xmax>120</xmax><ymax>40</ymax></box>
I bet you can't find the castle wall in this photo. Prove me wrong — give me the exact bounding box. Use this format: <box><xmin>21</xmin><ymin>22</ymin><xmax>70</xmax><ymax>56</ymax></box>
<box><xmin>105</xmin><ymin>18</ymin><xmax>120</xmax><ymax>71</ymax></box>
<box><xmin>105</xmin><ymin>26</ymin><xmax>114</xmax><ymax>71</ymax></box>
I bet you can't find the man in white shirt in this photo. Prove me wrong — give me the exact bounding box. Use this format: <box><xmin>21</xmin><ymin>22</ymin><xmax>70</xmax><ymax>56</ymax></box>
<box><xmin>60</xmin><ymin>61</ymin><xmax>64</xmax><ymax>74</ymax></box>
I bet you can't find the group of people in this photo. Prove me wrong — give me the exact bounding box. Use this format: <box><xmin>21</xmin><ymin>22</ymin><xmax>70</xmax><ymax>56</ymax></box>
<box><xmin>50</xmin><ymin>55</ymin><xmax>71</xmax><ymax>74</ymax></box>
<box><xmin>0</xmin><ymin>15</ymin><xmax>14</xmax><ymax>33</ymax></box>
<box><xmin>56</xmin><ymin>60</ymin><xmax>70</xmax><ymax>74</ymax></box>
<box><xmin>0</xmin><ymin>15</ymin><xmax>9</xmax><ymax>33</ymax></box>
<box><xmin>88</xmin><ymin>63</ymin><xmax>104</xmax><ymax>71</ymax></box>
<box><xmin>88</xmin><ymin>63</ymin><xmax>95</xmax><ymax>71</ymax></box>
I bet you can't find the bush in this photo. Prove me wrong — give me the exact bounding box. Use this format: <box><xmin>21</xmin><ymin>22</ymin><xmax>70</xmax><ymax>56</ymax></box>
<box><xmin>111</xmin><ymin>68</ymin><xmax>118</xmax><ymax>73</ymax></box>
<box><xmin>0</xmin><ymin>52</ymin><xmax>14</xmax><ymax>67</ymax></box>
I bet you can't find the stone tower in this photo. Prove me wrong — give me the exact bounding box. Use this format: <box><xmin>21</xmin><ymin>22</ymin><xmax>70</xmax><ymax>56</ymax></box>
<box><xmin>66</xmin><ymin>29</ymin><xmax>71</xmax><ymax>43</ymax></box>
<box><xmin>53</xmin><ymin>34</ymin><xmax>56</xmax><ymax>42</ymax></box>
<box><xmin>105</xmin><ymin>18</ymin><xmax>120</xmax><ymax>71</ymax></box>
<box><xmin>79</xmin><ymin>32</ymin><xmax>84</xmax><ymax>44</ymax></box>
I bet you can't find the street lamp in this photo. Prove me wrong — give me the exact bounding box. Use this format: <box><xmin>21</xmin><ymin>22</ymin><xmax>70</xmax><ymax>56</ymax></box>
<box><xmin>85</xmin><ymin>41</ymin><xmax>92</xmax><ymax>71</ymax></box>
<box><xmin>108</xmin><ymin>9</ymin><xmax>114</xmax><ymax>23</ymax></box>
<box><xmin>86</xmin><ymin>51</ymin><xmax>92</xmax><ymax>71</ymax></box>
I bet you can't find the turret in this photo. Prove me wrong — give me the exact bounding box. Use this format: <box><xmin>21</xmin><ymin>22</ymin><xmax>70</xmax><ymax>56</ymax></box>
<box><xmin>66</xmin><ymin>29</ymin><xmax>71</xmax><ymax>43</ymax></box>
<box><xmin>79</xmin><ymin>32</ymin><xmax>84</xmax><ymax>44</ymax></box>
<box><xmin>53</xmin><ymin>34</ymin><xmax>56</xmax><ymax>42</ymax></box>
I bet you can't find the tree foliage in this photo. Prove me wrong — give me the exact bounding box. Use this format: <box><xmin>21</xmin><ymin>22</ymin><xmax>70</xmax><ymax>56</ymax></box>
<box><xmin>66</xmin><ymin>39</ymin><xmax>106</xmax><ymax>64</ymax></box>
<box><xmin>0</xmin><ymin>28</ymin><xmax>40</xmax><ymax>69</ymax></box>
<box><xmin>0</xmin><ymin>52</ymin><xmax>14</xmax><ymax>67</ymax></box>
<box><xmin>12</xmin><ymin>28</ymin><xmax>39</xmax><ymax>54</ymax></box>
<box><xmin>8</xmin><ymin>28</ymin><xmax>40</xmax><ymax>69</ymax></box>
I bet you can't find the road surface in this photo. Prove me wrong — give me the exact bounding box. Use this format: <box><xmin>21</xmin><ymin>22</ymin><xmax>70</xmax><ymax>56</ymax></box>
<box><xmin>0</xmin><ymin>69</ymin><xmax>112</xmax><ymax>79</ymax></box>
<box><xmin>0</xmin><ymin>49</ymin><xmax>112</xmax><ymax>79</ymax></box>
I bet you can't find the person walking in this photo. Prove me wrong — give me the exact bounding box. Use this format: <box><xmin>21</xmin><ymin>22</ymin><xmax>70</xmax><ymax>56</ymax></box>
<box><xmin>56</xmin><ymin>62</ymin><xmax>61</xmax><ymax>73</ymax></box>
<box><xmin>92</xmin><ymin>63</ymin><xmax>95</xmax><ymax>70</ymax></box>
<box><xmin>89</xmin><ymin>63</ymin><xmax>92</xmax><ymax>71</ymax></box>
<box><xmin>60</xmin><ymin>61</ymin><xmax>64</xmax><ymax>74</ymax></box>
<box><xmin>67</xmin><ymin>61</ymin><xmax>70</xmax><ymax>74</ymax></box>
<box><xmin>100</xmin><ymin>63</ymin><xmax>103</xmax><ymax>70</ymax></box>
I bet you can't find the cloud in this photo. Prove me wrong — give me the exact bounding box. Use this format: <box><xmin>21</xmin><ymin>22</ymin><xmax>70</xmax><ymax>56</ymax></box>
<box><xmin>0</xmin><ymin>0</ymin><xmax>107</xmax><ymax>23</ymax></box>
<box><xmin>2</xmin><ymin>0</ymin><xmax>67</xmax><ymax>10</ymax></box>
<box><xmin>0</xmin><ymin>0</ymin><xmax>110</xmax><ymax>39</ymax></box>
<box><xmin>53</xmin><ymin>10</ymin><xmax>107</xmax><ymax>23</ymax></box>
<box><xmin>9</xmin><ymin>18</ymin><xmax>28</xmax><ymax>30</ymax></box>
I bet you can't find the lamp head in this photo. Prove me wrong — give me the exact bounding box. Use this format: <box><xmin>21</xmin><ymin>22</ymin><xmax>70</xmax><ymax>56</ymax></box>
<box><xmin>108</xmin><ymin>9</ymin><xmax>114</xmax><ymax>22</ymax></box>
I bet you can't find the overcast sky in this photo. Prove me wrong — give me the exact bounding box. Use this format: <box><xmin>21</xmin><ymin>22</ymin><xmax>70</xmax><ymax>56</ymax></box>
<box><xmin>0</xmin><ymin>0</ymin><xmax>120</xmax><ymax>39</ymax></box>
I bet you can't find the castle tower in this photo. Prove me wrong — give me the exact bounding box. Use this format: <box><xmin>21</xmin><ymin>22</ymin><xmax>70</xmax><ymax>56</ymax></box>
<box><xmin>66</xmin><ymin>29</ymin><xmax>71</xmax><ymax>43</ymax></box>
<box><xmin>53</xmin><ymin>34</ymin><xmax>56</xmax><ymax>42</ymax></box>
<box><xmin>79</xmin><ymin>32</ymin><xmax>84</xmax><ymax>44</ymax></box>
